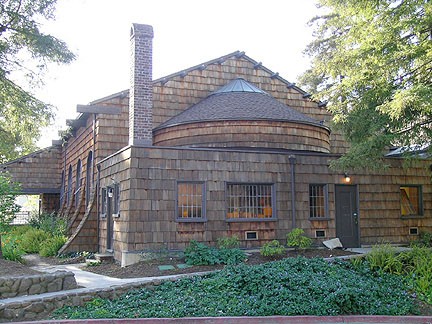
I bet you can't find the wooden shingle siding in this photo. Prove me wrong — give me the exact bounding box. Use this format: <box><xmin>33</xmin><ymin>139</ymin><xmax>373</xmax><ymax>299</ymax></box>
<box><xmin>99</xmin><ymin>146</ymin><xmax>432</xmax><ymax>254</ymax></box>
<box><xmin>154</xmin><ymin>120</ymin><xmax>331</xmax><ymax>153</ymax></box>
<box><xmin>1</xmin><ymin>146</ymin><xmax>62</xmax><ymax>193</ymax></box>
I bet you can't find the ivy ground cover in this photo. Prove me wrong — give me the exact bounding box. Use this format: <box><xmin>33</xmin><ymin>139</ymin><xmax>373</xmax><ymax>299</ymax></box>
<box><xmin>52</xmin><ymin>257</ymin><xmax>417</xmax><ymax>319</ymax></box>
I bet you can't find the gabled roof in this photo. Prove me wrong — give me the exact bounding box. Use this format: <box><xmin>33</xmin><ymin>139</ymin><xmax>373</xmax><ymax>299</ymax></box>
<box><xmin>155</xmin><ymin>78</ymin><xmax>325</xmax><ymax>130</ymax></box>
<box><xmin>90</xmin><ymin>51</ymin><xmax>321</xmax><ymax>105</ymax></box>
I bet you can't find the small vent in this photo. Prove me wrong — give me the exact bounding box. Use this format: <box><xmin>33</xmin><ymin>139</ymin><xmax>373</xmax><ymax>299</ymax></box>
<box><xmin>315</xmin><ymin>230</ymin><xmax>326</xmax><ymax>238</ymax></box>
<box><xmin>409</xmin><ymin>227</ymin><xmax>419</xmax><ymax>235</ymax></box>
<box><xmin>245</xmin><ymin>231</ymin><xmax>258</xmax><ymax>240</ymax></box>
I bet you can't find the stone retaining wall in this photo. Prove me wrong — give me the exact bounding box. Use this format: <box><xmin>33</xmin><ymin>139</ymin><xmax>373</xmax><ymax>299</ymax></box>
<box><xmin>0</xmin><ymin>278</ymin><xmax>170</xmax><ymax>322</ymax></box>
<box><xmin>0</xmin><ymin>271</ymin><xmax>77</xmax><ymax>299</ymax></box>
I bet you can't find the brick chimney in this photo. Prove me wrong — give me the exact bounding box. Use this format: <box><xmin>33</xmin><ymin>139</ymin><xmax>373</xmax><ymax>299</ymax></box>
<box><xmin>129</xmin><ymin>23</ymin><xmax>154</xmax><ymax>146</ymax></box>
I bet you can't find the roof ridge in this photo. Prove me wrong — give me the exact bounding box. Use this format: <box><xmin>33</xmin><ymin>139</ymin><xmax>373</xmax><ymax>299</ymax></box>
<box><xmin>153</xmin><ymin>50</ymin><xmax>243</xmax><ymax>84</ymax></box>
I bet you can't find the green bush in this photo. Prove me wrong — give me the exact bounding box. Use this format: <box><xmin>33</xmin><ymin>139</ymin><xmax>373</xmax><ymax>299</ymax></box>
<box><xmin>217</xmin><ymin>235</ymin><xmax>240</xmax><ymax>249</ymax></box>
<box><xmin>29</xmin><ymin>212</ymin><xmax>67</xmax><ymax>236</ymax></box>
<box><xmin>184</xmin><ymin>240</ymin><xmax>246</xmax><ymax>266</ymax></box>
<box><xmin>218</xmin><ymin>248</ymin><xmax>246</xmax><ymax>265</ymax></box>
<box><xmin>19</xmin><ymin>228</ymin><xmax>50</xmax><ymax>253</ymax></box>
<box><xmin>1</xmin><ymin>234</ymin><xmax>25</xmax><ymax>262</ymax></box>
<box><xmin>51</xmin><ymin>257</ymin><xmax>416</xmax><ymax>319</ymax></box>
<box><xmin>184</xmin><ymin>240</ymin><xmax>220</xmax><ymax>265</ymax></box>
<box><xmin>260</xmin><ymin>240</ymin><xmax>286</xmax><ymax>257</ymax></box>
<box><xmin>411</xmin><ymin>231</ymin><xmax>432</xmax><ymax>248</ymax></box>
<box><xmin>39</xmin><ymin>235</ymin><xmax>67</xmax><ymax>257</ymax></box>
<box><xmin>365</xmin><ymin>244</ymin><xmax>403</xmax><ymax>274</ymax></box>
<box><xmin>286</xmin><ymin>228</ymin><xmax>312</xmax><ymax>249</ymax></box>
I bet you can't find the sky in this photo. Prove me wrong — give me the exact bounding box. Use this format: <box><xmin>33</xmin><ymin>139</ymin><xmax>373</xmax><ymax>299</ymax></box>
<box><xmin>34</xmin><ymin>0</ymin><xmax>320</xmax><ymax>147</ymax></box>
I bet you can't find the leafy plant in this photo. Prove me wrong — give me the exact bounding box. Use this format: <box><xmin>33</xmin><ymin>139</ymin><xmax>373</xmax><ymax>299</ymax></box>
<box><xmin>286</xmin><ymin>228</ymin><xmax>312</xmax><ymax>250</ymax></box>
<box><xmin>39</xmin><ymin>235</ymin><xmax>67</xmax><ymax>257</ymax></box>
<box><xmin>365</xmin><ymin>244</ymin><xmax>404</xmax><ymax>274</ymax></box>
<box><xmin>260</xmin><ymin>240</ymin><xmax>286</xmax><ymax>257</ymax></box>
<box><xmin>1</xmin><ymin>234</ymin><xmax>25</xmax><ymax>262</ymax></box>
<box><xmin>184</xmin><ymin>240</ymin><xmax>245</xmax><ymax>266</ymax></box>
<box><xmin>19</xmin><ymin>228</ymin><xmax>50</xmax><ymax>253</ymax></box>
<box><xmin>217</xmin><ymin>235</ymin><xmax>240</xmax><ymax>249</ymax></box>
<box><xmin>51</xmin><ymin>257</ymin><xmax>417</xmax><ymax>319</ymax></box>
<box><xmin>29</xmin><ymin>212</ymin><xmax>67</xmax><ymax>236</ymax></box>
<box><xmin>218</xmin><ymin>248</ymin><xmax>246</xmax><ymax>265</ymax></box>
<box><xmin>410</xmin><ymin>231</ymin><xmax>432</xmax><ymax>248</ymax></box>
<box><xmin>184</xmin><ymin>240</ymin><xmax>221</xmax><ymax>266</ymax></box>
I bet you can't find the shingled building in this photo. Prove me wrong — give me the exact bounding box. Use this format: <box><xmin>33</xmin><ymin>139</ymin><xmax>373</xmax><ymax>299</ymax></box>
<box><xmin>3</xmin><ymin>23</ymin><xmax>431</xmax><ymax>266</ymax></box>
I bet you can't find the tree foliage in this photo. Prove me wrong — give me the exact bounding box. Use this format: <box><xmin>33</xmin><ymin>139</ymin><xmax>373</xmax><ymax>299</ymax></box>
<box><xmin>0</xmin><ymin>0</ymin><xmax>75</xmax><ymax>163</ymax></box>
<box><xmin>301</xmin><ymin>0</ymin><xmax>432</xmax><ymax>170</ymax></box>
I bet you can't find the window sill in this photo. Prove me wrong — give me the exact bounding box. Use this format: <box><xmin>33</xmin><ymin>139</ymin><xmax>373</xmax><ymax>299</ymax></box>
<box><xmin>226</xmin><ymin>218</ymin><xmax>277</xmax><ymax>222</ymax></box>
<box><xmin>401</xmin><ymin>215</ymin><xmax>424</xmax><ymax>219</ymax></box>
<box><xmin>309</xmin><ymin>217</ymin><xmax>332</xmax><ymax>221</ymax></box>
<box><xmin>176</xmin><ymin>218</ymin><xmax>207</xmax><ymax>223</ymax></box>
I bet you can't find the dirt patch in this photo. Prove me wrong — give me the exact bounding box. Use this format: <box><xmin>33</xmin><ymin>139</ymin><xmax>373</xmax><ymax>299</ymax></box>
<box><xmin>83</xmin><ymin>248</ymin><xmax>358</xmax><ymax>279</ymax></box>
<box><xmin>0</xmin><ymin>258</ymin><xmax>42</xmax><ymax>277</ymax></box>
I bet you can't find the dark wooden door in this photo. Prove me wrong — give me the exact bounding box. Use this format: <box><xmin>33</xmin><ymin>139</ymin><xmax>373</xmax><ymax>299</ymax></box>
<box><xmin>335</xmin><ymin>185</ymin><xmax>359</xmax><ymax>247</ymax></box>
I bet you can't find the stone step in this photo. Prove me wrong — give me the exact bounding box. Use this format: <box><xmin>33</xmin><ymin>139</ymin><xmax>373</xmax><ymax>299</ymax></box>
<box><xmin>94</xmin><ymin>253</ymin><xmax>114</xmax><ymax>263</ymax></box>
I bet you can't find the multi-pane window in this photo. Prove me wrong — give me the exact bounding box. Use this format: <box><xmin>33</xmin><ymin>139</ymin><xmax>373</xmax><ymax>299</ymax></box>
<box><xmin>226</xmin><ymin>183</ymin><xmax>274</xmax><ymax>219</ymax></box>
<box><xmin>400</xmin><ymin>186</ymin><xmax>423</xmax><ymax>216</ymax></box>
<box><xmin>177</xmin><ymin>182</ymin><xmax>205</xmax><ymax>220</ymax></box>
<box><xmin>309</xmin><ymin>184</ymin><xmax>328</xmax><ymax>218</ymax></box>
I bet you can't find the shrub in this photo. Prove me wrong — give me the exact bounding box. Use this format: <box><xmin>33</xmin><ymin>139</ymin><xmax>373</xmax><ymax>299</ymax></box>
<box><xmin>184</xmin><ymin>240</ymin><xmax>220</xmax><ymax>265</ymax></box>
<box><xmin>365</xmin><ymin>244</ymin><xmax>403</xmax><ymax>274</ymax></box>
<box><xmin>1</xmin><ymin>235</ymin><xmax>25</xmax><ymax>262</ymax></box>
<box><xmin>39</xmin><ymin>235</ymin><xmax>67</xmax><ymax>257</ymax></box>
<box><xmin>260</xmin><ymin>240</ymin><xmax>286</xmax><ymax>257</ymax></box>
<box><xmin>29</xmin><ymin>212</ymin><xmax>67</xmax><ymax>236</ymax></box>
<box><xmin>411</xmin><ymin>231</ymin><xmax>432</xmax><ymax>248</ymax></box>
<box><xmin>286</xmin><ymin>228</ymin><xmax>312</xmax><ymax>249</ymax></box>
<box><xmin>217</xmin><ymin>235</ymin><xmax>240</xmax><ymax>249</ymax></box>
<box><xmin>19</xmin><ymin>228</ymin><xmax>50</xmax><ymax>253</ymax></box>
<box><xmin>218</xmin><ymin>248</ymin><xmax>246</xmax><ymax>265</ymax></box>
<box><xmin>184</xmin><ymin>240</ymin><xmax>246</xmax><ymax>266</ymax></box>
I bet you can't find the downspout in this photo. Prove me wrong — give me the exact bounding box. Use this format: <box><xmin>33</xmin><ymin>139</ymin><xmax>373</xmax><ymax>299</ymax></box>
<box><xmin>92</xmin><ymin>114</ymin><xmax>96</xmax><ymax>184</ymax></box>
<box><xmin>289</xmin><ymin>155</ymin><xmax>296</xmax><ymax>229</ymax></box>
<box><xmin>96</xmin><ymin>164</ymin><xmax>101</xmax><ymax>253</ymax></box>
<box><xmin>93</xmin><ymin>113</ymin><xmax>99</xmax><ymax>253</ymax></box>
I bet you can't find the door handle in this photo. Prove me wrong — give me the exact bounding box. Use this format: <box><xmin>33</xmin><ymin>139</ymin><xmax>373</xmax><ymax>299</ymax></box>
<box><xmin>353</xmin><ymin>212</ymin><xmax>358</xmax><ymax>225</ymax></box>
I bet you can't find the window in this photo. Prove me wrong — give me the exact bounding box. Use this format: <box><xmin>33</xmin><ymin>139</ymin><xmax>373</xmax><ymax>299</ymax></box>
<box><xmin>177</xmin><ymin>182</ymin><xmax>205</xmax><ymax>220</ymax></box>
<box><xmin>67</xmin><ymin>165</ymin><xmax>73</xmax><ymax>204</ymax></box>
<box><xmin>226</xmin><ymin>183</ymin><xmax>274</xmax><ymax>219</ymax></box>
<box><xmin>75</xmin><ymin>159</ymin><xmax>82</xmax><ymax>208</ymax></box>
<box><xmin>100</xmin><ymin>187</ymin><xmax>107</xmax><ymax>217</ymax></box>
<box><xmin>400</xmin><ymin>185</ymin><xmax>423</xmax><ymax>216</ymax></box>
<box><xmin>112</xmin><ymin>183</ymin><xmax>120</xmax><ymax>217</ymax></box>
<box><xmin>85</xmin><ymin>151</ymin><xmax>93</xmax><ymax>206</ymax></box>
<box><xmin>60</xmin><ymin>170</ymin><xmax>65</xmax><ymax>206</ymax></box>
<box><xmin>309</xmin><ymin>184</ymin><xmax>328</xmax><ymax>218</ymax></box>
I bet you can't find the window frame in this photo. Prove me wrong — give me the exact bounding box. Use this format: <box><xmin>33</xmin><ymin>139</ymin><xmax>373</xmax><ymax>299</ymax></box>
<box><xmin>225</xmin><ymin>182</ymin><xmax>276</xmax><ymax>222</ymax></box>
<box><xmin>112</xmin><ymin>183</ymin><xmax>120</xmax><ymax>218</ymax></box>
<box><xmin>400</xmin><ymin>185</ymin><xmax>423</xmax><ymax>217</ymax></box>
<box><xmin>309</xmin><ymin>184</ymin><xmax>330</xmax><ymax>220</ymax></box>
<box><xmin>176</xmin><ymin>181</ymin><xmax>206</xmax><ymax>222</ymax></box>
<box><xmin>100</xmin><ymin>187</ymin><xmax>107</xmax><ymax>218</ymax></box>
